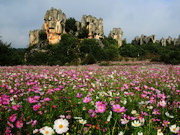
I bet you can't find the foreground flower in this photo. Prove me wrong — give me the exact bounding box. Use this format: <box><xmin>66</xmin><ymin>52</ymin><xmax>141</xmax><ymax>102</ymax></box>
<box><xmin>169</xmin><ymin>124</ymin><xmax>179</xmax><ymax>134</ymax></box>
<box><xmin>15</xmin><ymin>120</ymin><xmax>23</xmax><ymax>128</ymax></box>
<box><xmin>40</xmin><ymin>126</ymin><xmax>54</xmax><ymax>135</ymax></box>
<box><xmin>83</xmin><ymin>96</ymin><xmax>92</xmax><ymax>103</ymax></box>
<box><xmin>157</xmin><ymin>129</ymin><xmax>164</xmax><ymax>135</ymax></box>
<box><xmin>78</xmin><ymin>119</ymin><xmax>87</xmax><ymax>125</ymax></box>
<box><xmin>120</xmin><ymin>118</ymin><xmax>129</xmax><ymax>124</ymax></box>
<box><xmin>112</xmin><ymin>104</ymin><xmax>126</xmax><ymax>113</ymax></box>
<box><xmin>9</xmin><ymin>114</ymin><xmax>17</xmax><ymax>122</ymax></box>
<box><xmin>33</xmin><ymin>104</ymin><xmax>41</xmax><ymax>111</ymax></box>
<box><xmin>138</xmin><ymin>132</ymin><xmax>143</xmax><ymax>135</ymax></box>
<box><xmin>53</xmin><ymin>118</ymin><xmax>69</xmax><ymax>134</ymax></box>
<box><xmin>118</xmin><ymin>131</ymin><xmax>124</xmax><ymax>135</ymax></box>
<box><xmin>96</xmin><ymin>104</ymin><xmax>106</xmax><ymax>113</ymax></box>
<box><xmin>131</xmin><ymin>120</ymin><xmax>141</xmax><ymax>127</ymax></box>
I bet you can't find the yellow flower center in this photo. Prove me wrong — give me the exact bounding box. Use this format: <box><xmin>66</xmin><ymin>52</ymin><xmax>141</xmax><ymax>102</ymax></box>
<box><xmin>173</xmin><ymin>128</ymin><xmax>176</xmax><ymax>131</ymax></box>
<box><xmin>116</xmin><ymin>108</ymin><xmax>121</xmax><ymax>112</ymax></box>
<box><xmin>59</xmin><ymin>124</ymin><xmax>64</xmax><ymax>129</ymax></box>
<box><xmin>45</xmin><ymin>131</ymin><xmax>49</xmax><ymax>134</ymax></box>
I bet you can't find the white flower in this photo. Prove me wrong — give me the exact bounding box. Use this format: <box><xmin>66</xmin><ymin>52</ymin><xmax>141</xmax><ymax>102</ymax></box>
<box><xmin>147</xmin><ymin>105</ymin><xmax>153</xmax><ymax>109</ymax></box>
<box><xmin>131</xmin><ymin>110</ymin><xmax>137</xmax><ymax>115</ymax></box>
<box><xmin>169</xmin><ymin>124</ymin><xmax>179</xmax><ymax>134</ymax></box>
<box><xmin>33</xmin><ymin>129</ymin><xmax>39</xmax><ymax>134</ymax></box>
<box><xmin>118</xmin><ymin>131</ymin><xmax>124</xmax><ymax>135</ymax></box>
<box><xmin>107</xmin><ymin>111</ymin><xmax>112</xmax><ymax>122</ymax></box>
<box><xmin>131</xmin><ymin>120</ymin><xmax>141</xmax><ymax>127</ymax></box>
<box><xmin>165</xmin><ymin>112</ymin><xmax>174</xmax><ymax>118</ymax></box>
<box><xmin>74</xmin><ymin>116</ymin><xmax>82</xmax><ymax>120</ymax></box>
<box><xmin>157</xmin><ymin>129</ymin><xmax>164</xmax><ymax>135</ymax></box>
<box><xmin>78</xmin><ymin>119</ymin><xmax>87</xmax><ymax>125</ymax></box>
<box><xmin>39</xmin><ymin>126</ymin><xmax>54</xmax><ymax>135</ymax></box>
<box><xmin>53</xmin><ymin>119</ymin><xmax>69</xmax><ymax>134</ymax></box>
<box><xmin>138</xmin><ymin>132</ymin><xmax>143</xmax><ymax>135</ymax></box>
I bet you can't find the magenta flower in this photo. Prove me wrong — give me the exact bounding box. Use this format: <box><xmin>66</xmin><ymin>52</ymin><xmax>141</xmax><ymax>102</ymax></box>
<box><xmin>112</xmin><ymin>104</ymin><xmax>127</xmax><ymax>113</ymax></box>
<box><xmin>27</xmin><ymin>97</ymin><xmax>38</xmax><ymax>103</ymax></box>
<box><xmin>76</xmin><ymin>93</ymin><xmax>82</xmax><ymax>98</ymax></box>
<box><xmin>152</xmin><ymin>109</ymin><xmax>161</xmax><ymax>115</ymax></box>
<box><xmin>12</xmin><ymin>104</ymin><xmax>21</xmax><ymax>111</ymax></box>
<box><xmin>33</xmin><ymin>104</ymin><xmax>41</xmax><ymax>111</ymax></box>
<box><xmin>15</xmin><ymin>120</ymin><xmax>23</xmax><ymax>128</ymax></box>
<box><xmin>9</xmin><ymin>114</ymin><xmax>17</xmax><ymax>122</ymax></box>
<box><xmin>158</xmin><ymin>100</ymin><xmax>166</xmax><ymax>107</ymax></box>
<box><xmin>96</xmin><ymin>104</ymin><xmax>106</xmax><ymax>113</ymax></box>
<box><xmin>83</xmin><ymin>96</ymin><xmax>92</xmax><ymax>103</ymax></box>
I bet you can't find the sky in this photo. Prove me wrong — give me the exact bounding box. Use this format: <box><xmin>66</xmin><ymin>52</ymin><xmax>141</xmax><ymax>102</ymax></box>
<box><xmin>0</xmin><ymin>0</ymin><xmax>179</xmax><ymax>48</ymax></box>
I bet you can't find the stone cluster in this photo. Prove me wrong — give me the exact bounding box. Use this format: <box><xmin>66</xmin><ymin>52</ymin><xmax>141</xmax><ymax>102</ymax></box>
<box><xmin>132</xmin><ymin>34</ymin><xmax>180</xmax><ymax>46</ymax></box>
<box><xmin>81</xmin><ymin>15</ymin><xmax>104</xmax><ymax>39</ymax></box>
<box><xmin>29</xmin><ymin>8</ymin><xmax>123</xmax><ymax>47</ymax></box>
<box><xmin>108</xmin><ymin>28</ymin><xmax>123</xmax><ymax>47</ymax></box>
<box><xmin>43</xmin><ymin>8</ymin><xmax>66</xmax><ymax>44</ymax></box>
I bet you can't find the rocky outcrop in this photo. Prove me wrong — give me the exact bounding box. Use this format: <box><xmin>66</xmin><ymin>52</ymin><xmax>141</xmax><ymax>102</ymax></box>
<box><xmin>29</xmin><ymin>30</ymin><xmax>40</xmax><ymax>46</ymax></box>
<box><xmin>81</xmin><ymin>15</ymin><xmax>104</xmax><ymax>39</ymax></box>
<box><xmin>132</xmin><ymin>34</ymin><xmax>156</xmax><ymax>45</ymax></box>
<box><xmin>42</xmin><ymin>8</ymin><xmax>66</xmax><ymax>44</ymax></box>
<box><xmin>174</xmin><ymin>35</ymin><xmax>180</xmax><ymax>46</ymax></box>
<box><xmin>29</xmin><ymin>8</ymin><xmax>66</xmax><ymax>46</ymax></box>
<box><xmin>160</xmin><ymin>37</ymin><xmax>166</xmax><ymax>46</ymax></box>
<box><xmin>108</xmin><ymin>28</ymin><xmax>123</xmax><ymax>47</ymax></box>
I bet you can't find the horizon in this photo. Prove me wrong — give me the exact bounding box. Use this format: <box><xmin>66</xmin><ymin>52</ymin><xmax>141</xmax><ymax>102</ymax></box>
<box><xmin>0</xmin><ymin>0</ymin><xmax>179</xmax><ymax>48</ymax></box>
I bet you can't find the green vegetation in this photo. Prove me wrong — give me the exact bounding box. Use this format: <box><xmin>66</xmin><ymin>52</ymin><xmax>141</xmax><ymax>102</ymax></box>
<box><xmin>0</xmin><ymin>35</ymin><xmax>179</xmax><ymax>66</ymax></box>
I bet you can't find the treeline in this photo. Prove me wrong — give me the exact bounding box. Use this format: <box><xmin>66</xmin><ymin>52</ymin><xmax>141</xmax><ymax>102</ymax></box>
<box><xmin>0</xmin><ymin>35</ymin><xmax>180</xmax><ymax>66</ymax></box>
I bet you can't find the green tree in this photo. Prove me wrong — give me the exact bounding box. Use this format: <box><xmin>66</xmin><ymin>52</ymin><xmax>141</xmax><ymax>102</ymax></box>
<box><xmin>0</xmin><ymin>38</ymin><xmax>24</xmax><ymax>65</ymax></box>
<box><xmin>65</xmin><ymin>17</ymin><xmax>77</xmax><ymax>35</ymax></box>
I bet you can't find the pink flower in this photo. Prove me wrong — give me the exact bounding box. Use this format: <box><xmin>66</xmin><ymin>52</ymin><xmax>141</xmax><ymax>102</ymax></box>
<box><xmin>112</xmin><ymin>104</ymin><xmax>127</xmax><ymax>113</ymax></box>
<box><xmin>43</xmin><ymin>97</ymin><xmax>51</xmax><ymax>102</ymax></box>
<box><xmin>15</xmin><ymin>120</ymin><xmax>23</xmax><ymax>128</ymax></box>
<box><xmin>27</xmin><ymin>97</ymin><xmax>37</xmax><ymax>103</ymax></box>
<box><xmin>152</xmin><ymin>109</ymin><xmax>161</xmax><ymax>115</ymax></box>
<box><xmin>83</xmin><ymin>96</ymin><xmax>92</xmax><ymax>103</ymax></box>
<box><xmin>33</xmin><ymin>104</ymin><xmax>41</xmax><ymax>111</ymax></box>
<box><xmin>158</xmin><ymin>100</ymin><xmax>166</xmax><ymax>107</ymax></box>
<box><xmin>12</xmin><ymin>105</ymin><xmax>21</xmax><ymax>111</ymax></box>
<box><xmin>96</xmin><ymin>104</ymin><xmax>106</xmax><ymax>113</ymax></box>
<box><xmin>121</xmin><ymin>118</ymin><xmax>129</xmax><ymax>124</ymax></box>
<box><xmin>9</xmin><ymin>114</ymin><xmax>17</xmax><ymax>122</ymax></box>
<box><xmin>76</xmin><ymin>93</ymin><xmax>82</xmax><ymax>98</ymax></box>
<box><xmin>32</xmin><ymin>120</ymin><xmax>37</xmax><ymax>126</ymax></box>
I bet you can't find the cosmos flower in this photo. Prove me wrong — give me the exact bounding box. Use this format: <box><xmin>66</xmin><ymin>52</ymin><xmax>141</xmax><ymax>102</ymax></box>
<box><xmin>78</xmin><ymin>119</ymin><xmax>87</xmax><ymax>125</ymax></box>
<box><xmin>169</xmin><ymin>124</ymin><xmax>179</xmax><ymax>134</ymax></box>
<box><xmin>131</xmin><ymin>120</ymin><xmax>141</xmax><ymax>127</ymax></box>
<box><xmin>96</xmin><ymin>104</ymin><xmax>106</xmax><ymax>113</ymax></box>
<box><xmin>157</xmin><ymin>129</ymin><xmax>164</xmax><ymax>135</ymax></box>
<box><xmin>9</xmin><ymin>114</ymin><xmax>17</xmax><ymax>122</ymax></box>
<box><xmin>120</xmin><ymin>118</ymin><xmax>129</xmax><ymax>124</ymax></box>
<box><xmin>83</xmin><ymin>96</ymin><xmax>92</xmax><ymax>103</ymax></box>
<box><xmin>39</xmin><ymin>126</ymin><xmax>54</xmax><ymax>135</ymax></box>
<box><xmin>112</xmin><ymin>104</ymin><xmax>126</xmax><ymax>113</ymax></box>
<box><xmin>53</xmin><ymin>118</ymin><xmax>69</xmax><ymax>134</ymax></box>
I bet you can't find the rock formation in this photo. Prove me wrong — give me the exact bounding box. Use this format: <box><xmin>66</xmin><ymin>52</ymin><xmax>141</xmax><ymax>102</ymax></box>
<box><xmin>29</xmin><ymin>30</ymin><xmax>40</xmax><ymax>45</ymax></box>
<box><xmin>160</xmin><ymin>37</ymin><xmax>166</xmax><ymax>46</ymax></box>
<box><xmin>174</xmin><ymin>35</ymin><xmax>180</xmax><ymax>46</ymax></box>
<box><xmin>42</xmin><ymin>8</ymin><xmax>66</xmax><ymax>44</ymax></box>
<box><xmin>108</xmin><ymin>28</ymin><xmax>123</xmax><ymax>47</ymax></box>
<box><xmin>132</xmin><ymin>34</ymin><xmax>156</xmax><ymax>45</ymax></box>
<box><xmin>81</xmin><ymin>15</ymin><xmax>104</xmax><ymax>39</ymax></box>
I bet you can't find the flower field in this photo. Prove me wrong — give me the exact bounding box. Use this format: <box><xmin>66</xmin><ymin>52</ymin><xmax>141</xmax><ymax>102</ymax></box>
<box><xmin>0</xmin><ymin>65</ymin><xmax>179</xmax><ymax>135</ymax></box>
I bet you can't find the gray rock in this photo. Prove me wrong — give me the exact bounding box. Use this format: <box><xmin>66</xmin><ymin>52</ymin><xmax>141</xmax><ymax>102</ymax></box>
<box><xmin>108</xmin><ymin>28</ymin><xmax>123</xmax><ymax>47</ymax></box>
<box><xmin>81</xmin><ymin>15</ymin><xmax>104</xmax><ymax>39</ymax></box>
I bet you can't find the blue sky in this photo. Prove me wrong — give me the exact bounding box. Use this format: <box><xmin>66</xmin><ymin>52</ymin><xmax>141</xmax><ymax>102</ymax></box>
<box><xmin>0</xmin><ymin>0</ymin><xmax>179</xmax><ymax>48</ymax></box>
